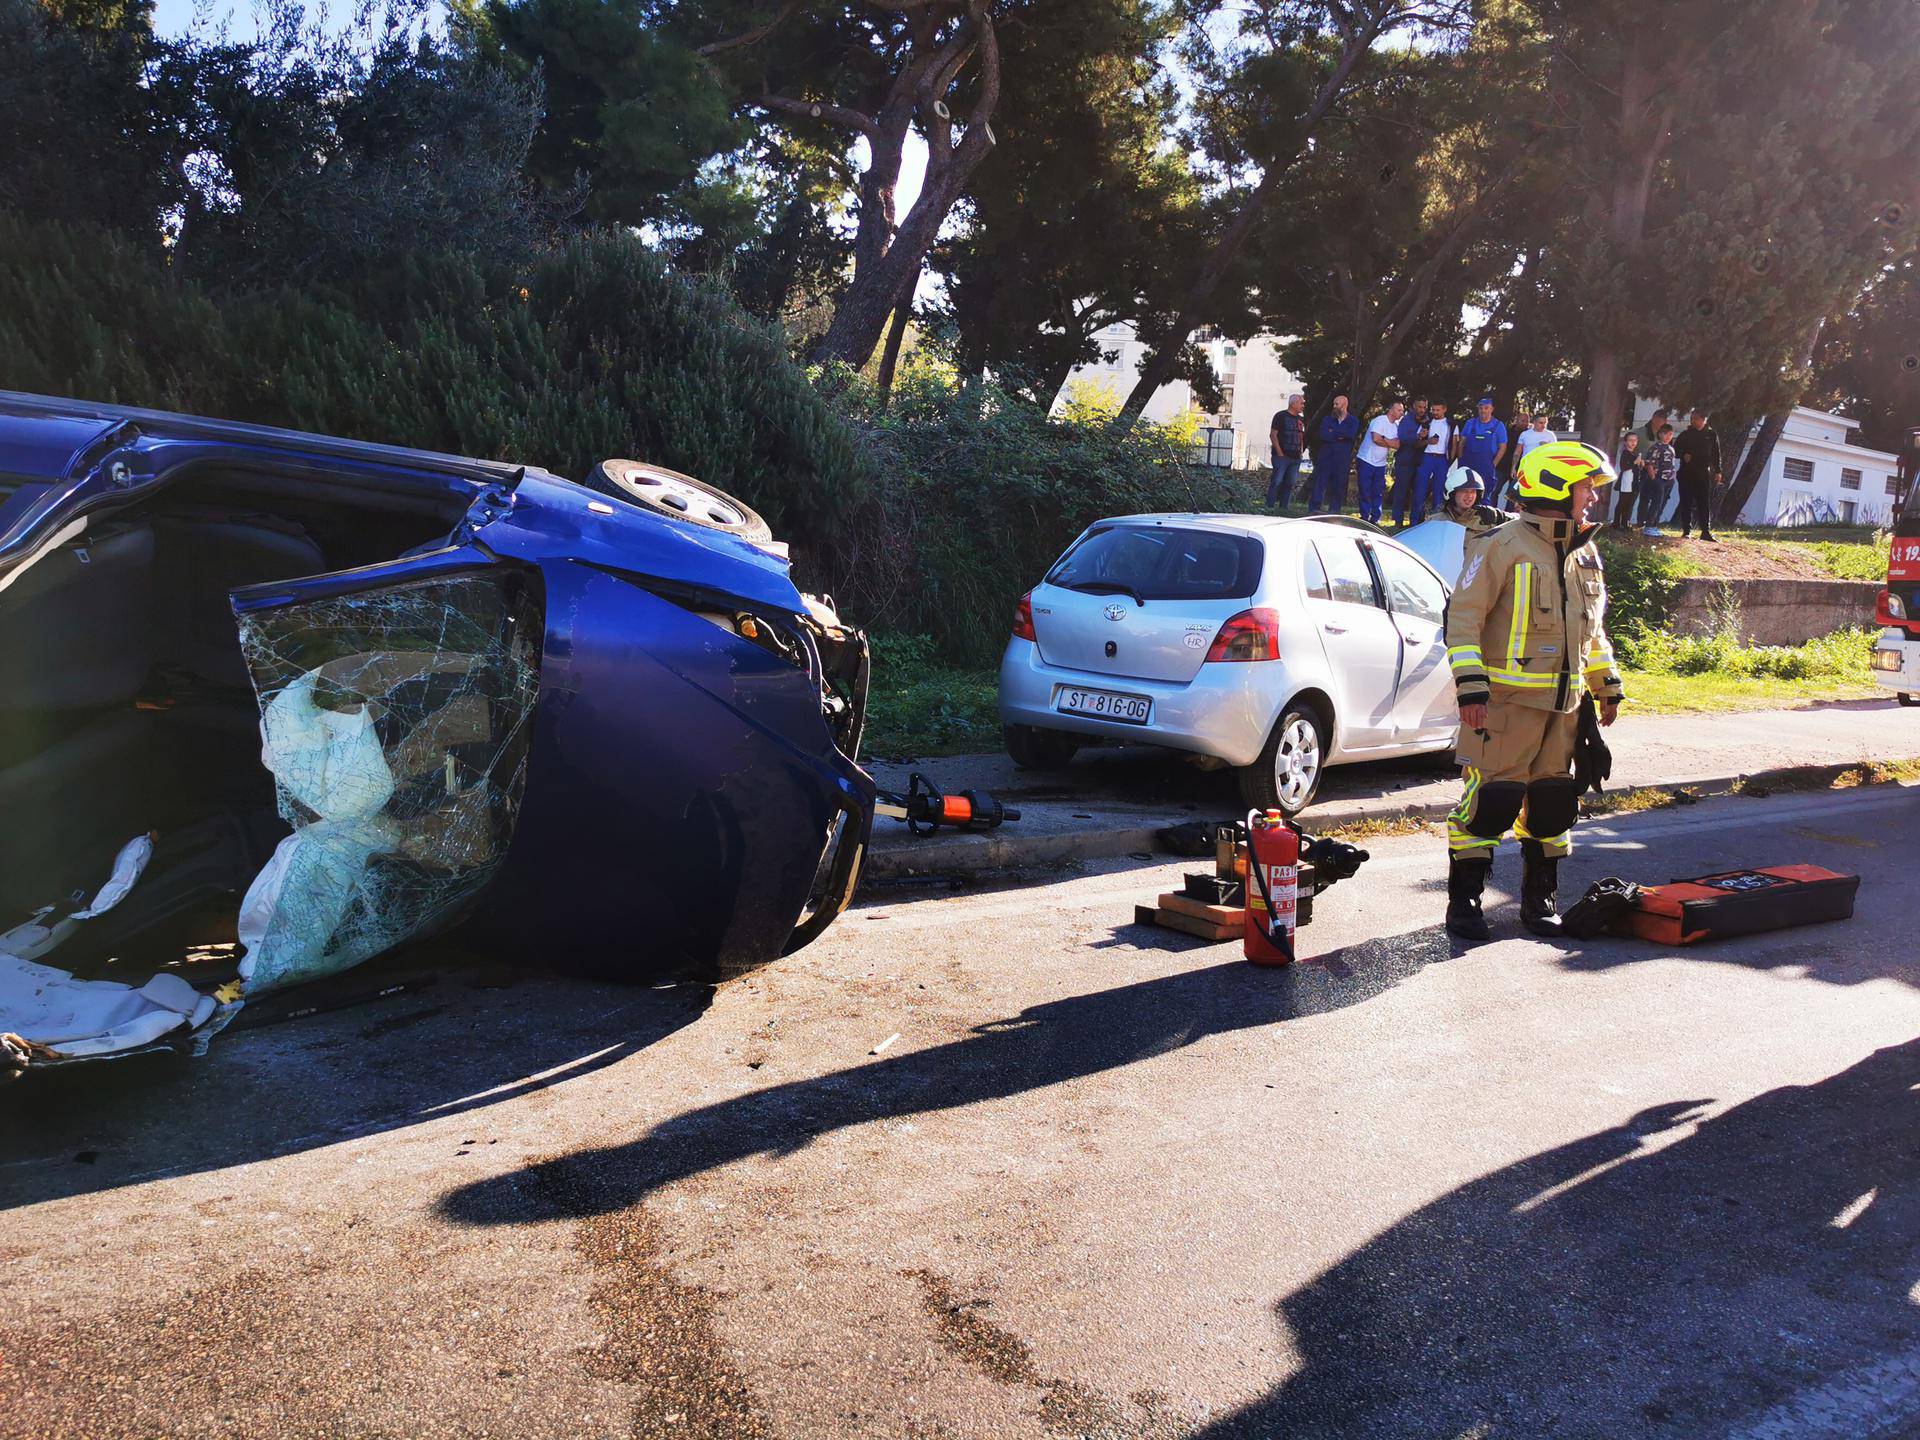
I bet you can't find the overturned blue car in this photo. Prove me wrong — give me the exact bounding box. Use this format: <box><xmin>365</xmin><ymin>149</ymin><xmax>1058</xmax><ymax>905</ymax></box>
<box><xmin>0</xmin><ymin>392</ymin><xmax>874</xmax><ymax>1073</ymax></box>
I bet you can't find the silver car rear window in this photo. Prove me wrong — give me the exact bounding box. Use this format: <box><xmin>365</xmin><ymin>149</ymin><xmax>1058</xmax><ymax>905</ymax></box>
<box><xmin>1046</xmin><ymin>526</ymin><xmax>1264</xmax><ymax>601</ymax></box>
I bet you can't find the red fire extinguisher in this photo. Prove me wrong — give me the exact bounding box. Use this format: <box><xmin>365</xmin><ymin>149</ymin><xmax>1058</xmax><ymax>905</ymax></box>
<box><xmin>1245</xmin><ymin>808</ymin><xmax>1299</xmax><ymax>966</ymax></box>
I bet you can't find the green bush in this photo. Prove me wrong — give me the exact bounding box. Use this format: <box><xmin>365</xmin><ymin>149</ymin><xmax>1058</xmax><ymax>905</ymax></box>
<box><xmin>0</xmin><ymin>214</ymin><xmax>874</xmax><ymax>548</ymax></box>
<box><xmin>1616</xmin><ymin>624</ymin><xmax>1875</xmax><ymax>681</ymax></box>
<box><xmin>0</xmin><ymin>212</ymin><xmax>1268</xmax><ymax>669</ymax></box>
<box><xmin>840</xmin><ymin>362</ymin><xmax>1262</xmax><ymax>665</ymax></box>
<box><xmin>1595</xmin><ymin>533</ymin><xmax>1702</xmax><ymax>636</ymax></box>
<box><xmin>861</xmin><ymin>634</ymin><xmax>1002</xmax><ymax>758</ymax></box>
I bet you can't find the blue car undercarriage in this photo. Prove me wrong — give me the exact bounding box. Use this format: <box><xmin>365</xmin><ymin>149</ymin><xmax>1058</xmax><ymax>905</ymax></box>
<box><xmin>0</xmin><ymin>392</ymin><xmax>874</xmax><ymax>1074</ymax></box>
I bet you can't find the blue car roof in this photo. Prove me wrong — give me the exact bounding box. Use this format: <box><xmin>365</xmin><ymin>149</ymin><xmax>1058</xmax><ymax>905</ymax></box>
<box><xmin>0</xmin><ymin>391</ymin><xmax>540</xmax><ymax>488</ymax></box>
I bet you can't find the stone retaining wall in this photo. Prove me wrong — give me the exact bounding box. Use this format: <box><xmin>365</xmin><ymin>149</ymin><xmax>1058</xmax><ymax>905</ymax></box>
<box><xmin>1667</xmin><ymin>576</ymin><xmax>1880</xmax><ymax>645</ymax></box>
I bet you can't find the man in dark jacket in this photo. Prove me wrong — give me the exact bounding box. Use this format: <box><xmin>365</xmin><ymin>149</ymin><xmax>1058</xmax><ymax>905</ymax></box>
<box><xmin>1268</xmin><ymin>393</ymin><xmax>1307</xmax><ymax>508</ymax></box>
<box><xmin>1310</xmin><ymin>394</ymin><xmax>1360</xmax><ymax>512</ymax></box>
<box><xmin>1672</xmin><ymin>411</ymin><xmax>1722</xmax><ymax>541</ymax></box>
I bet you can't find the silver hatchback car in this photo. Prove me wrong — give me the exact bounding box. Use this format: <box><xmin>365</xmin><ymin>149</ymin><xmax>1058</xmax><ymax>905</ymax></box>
<box><xmin>998</xmin><ymin>514</ymin><xmax>1459</xmax><ymax>813</ymax></box>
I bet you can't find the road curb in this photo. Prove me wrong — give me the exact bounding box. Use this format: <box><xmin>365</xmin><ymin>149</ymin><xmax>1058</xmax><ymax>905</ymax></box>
<box><xmin>862</xmin><ymin>756</ymin><xmax>1920</xmax><ymax>881</ymax></box>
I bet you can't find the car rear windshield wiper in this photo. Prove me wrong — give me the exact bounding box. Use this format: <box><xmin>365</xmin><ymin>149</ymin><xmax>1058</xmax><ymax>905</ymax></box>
<box><xmin>1065</xmin><ymin>581</ymin><xmax>1146</xmax><ymax>607</ymax></box>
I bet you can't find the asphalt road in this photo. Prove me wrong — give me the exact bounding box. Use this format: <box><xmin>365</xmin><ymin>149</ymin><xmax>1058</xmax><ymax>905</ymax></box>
<box><xmin>5</xmin><ymin>785</ymin><xmax>1919</xmax><ymax>1439</ymax></box>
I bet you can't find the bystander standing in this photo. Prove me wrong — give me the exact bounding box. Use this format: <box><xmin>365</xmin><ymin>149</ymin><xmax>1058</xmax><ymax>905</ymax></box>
<box><xmin>1393</xmin><ymin>398</ymin><xmax>1430</xmax><ymax>525</ymax></box>
<box><xmin>1672</xmin><ymin>410</ymin><xmax>1722</xmax><ymax>541</ymax></box>
<box><xmin>1515</xmin><ymin>413</ymin><xmax>1556</xmax><ymax>472</ymax></box>
<box><xmin>1609</xmin><ymin>430</ymin><xmax>1646</xmax><ymax>527</ymax></box>
<box><xmin>1356</xmin><ymin>400</ymin><xmax>1403</xmax><ymax>524</ymax></box>
<box><xmin>1268</xmin><ymin>393</ymin><xmax>1307</xmax><ymax>509</ymax></box>
<box><xmin>1310</xmin><ymin>394</ymin><xmax>1360</xmax><ymax>512</ymax></box>
<box><xmin>1455</xmin><ymin>398</ymin><xmax>1509</xmax><ymax>507</ymax></box>
<box><xmin>1414</xmin><ymin>399</ymin><xmax>1452</xmax><ymax>523</ymax></box>
<box><xmin>1641</xmin><ymin>422</ymin><xmax>1678</xmax><ymax>526</ymax></box>
<box><xmin>1641</xmin><ymin>406</ymin><xmax>1671</xmax><ymax>456</ymax></box>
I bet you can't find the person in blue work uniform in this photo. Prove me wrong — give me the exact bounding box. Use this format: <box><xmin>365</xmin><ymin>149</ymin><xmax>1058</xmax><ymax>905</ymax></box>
<box><xmin>1453</xmin><ymin>397</ymin><xmax>1509</xmax><ymax>504</ymax></box>
<box><xmin>1392</xmin><ymin>397</ymin><xmax>1430</xmax><ymax>525</ymax></box>
<box><xmin>1413</xmin><ymin>398</ymin><xmax>1452</xmax><ymax>523</ymax></box>
<box><xmin>1356</xmin><ymin>400</ymin><xmax>1403</xmax><ymax>524</ymax></box>
<box><xmin>1310</xmin><ymin>393</ymin><xmax>1360</xmax><ymax>511</ymax></box>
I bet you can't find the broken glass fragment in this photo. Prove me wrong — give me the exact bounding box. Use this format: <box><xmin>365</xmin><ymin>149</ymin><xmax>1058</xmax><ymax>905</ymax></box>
<box><xmin>234</xmin><ymin>573</ymin><xmax>539</xmax><ymax>994</ymax></box>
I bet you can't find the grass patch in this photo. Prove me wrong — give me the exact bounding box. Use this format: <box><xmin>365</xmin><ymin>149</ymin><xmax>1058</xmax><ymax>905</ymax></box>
<box><xmin>1622</xmin><ymin>669</ymin><xmax>1881</xmax><ymax>713</ymax></box>
<box><xmin>862</xmin><ymin>634</ymin><xmax>1001</xmax><ymax>759</ymax></box>
<box><xmin>1617</xmin><ymin>626</ymin><xmax>1879</xmax><ymax>713</ymax></box>
<box><xmin>1317</xmin><ymin>814</ymin><xmax>1439</xmax><ymax>843</ymax></box>
<box><xmin>1581</xmin><ymin>786</ymin><xmax>1686</xmax><ymax>817</ymax></box>
<box><xmin>1717</xmin><ymin>526</ymin><xmax>1889</xmax><ymax>581</ymax></box>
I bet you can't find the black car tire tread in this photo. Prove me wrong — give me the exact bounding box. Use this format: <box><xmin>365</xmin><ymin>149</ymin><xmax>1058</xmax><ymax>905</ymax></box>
<box><xmin>1238</xmin><ymin>704</ymin><xmax>1327</xmax><ymax>817</ymax></box>
<box><xmin>1004</xmin><ymin>724</ymin><xmax>1080</xmax><ymax>770</ymax></box>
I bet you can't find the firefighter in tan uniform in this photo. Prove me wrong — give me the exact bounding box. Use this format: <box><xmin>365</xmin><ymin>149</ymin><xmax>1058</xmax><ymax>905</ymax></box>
<box><xmin>1439</xmin><ymin>462</ymin><xmax>1505</xmax><ymax>536</ymax></box>
<box><xmin>1443</xmin><ymin>441</ymin><xmax>1625</xmax><ymax>940</ymax></box>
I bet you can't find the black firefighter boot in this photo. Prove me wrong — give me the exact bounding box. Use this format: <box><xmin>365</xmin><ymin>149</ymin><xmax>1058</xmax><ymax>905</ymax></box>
<box><xmin>1446</xmin><ymin>854</ymin><xmax>1493</xmax><ymax>942</ymax></box>
<box><xmin>1520</xmin><ymin>838</ymin><xmax>1565</xmax><ymax>937</ymax></box>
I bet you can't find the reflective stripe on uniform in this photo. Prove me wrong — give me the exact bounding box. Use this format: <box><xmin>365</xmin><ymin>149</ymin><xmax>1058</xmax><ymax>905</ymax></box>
<box><xmin>1447</xmin><ymin>766</ymin><xmax>1499</xmax><ymax>851</ymax></box>
<box><xmin>1507</xmin><ymin>562</ymin><xmax>1533</xmax><ymax>666</ymax></box>
<box><xmin>1482</xmin><ymin>663</ymin><xmax>1558</xmax><ymax>688</ymax></box>
<box><xmin>1447</xmin><ymin>645</ymin><xmax>1484</xmax><ymax>674</ymax></box>
<box><xmin>1514</xmin><ymin>809</ymin><xmax>1572</xmax><ymax>856</ymax></box>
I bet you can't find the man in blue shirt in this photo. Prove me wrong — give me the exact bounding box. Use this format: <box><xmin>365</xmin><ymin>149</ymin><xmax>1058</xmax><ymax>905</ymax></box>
<box><xmin>1453</xmin><ymin>397</ymin><xmax>1509</xmax><ymax>503</ymax></box>
<box><xmin>1392</xmin><ymin>398</ymin><xmax>1429</xmax><ymax>525</ymax></box>
<box><xmin>1310</xmin><ymin>394</ymin><xmax>1360</xmax><ymax>512</ymax></box>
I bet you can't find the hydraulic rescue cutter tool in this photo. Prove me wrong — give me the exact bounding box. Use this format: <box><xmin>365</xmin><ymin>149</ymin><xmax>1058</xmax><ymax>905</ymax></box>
<box><xmin>875</xmin><ymin>771</ymin><xmax>1022</xmax><ymax>836</ymax></box>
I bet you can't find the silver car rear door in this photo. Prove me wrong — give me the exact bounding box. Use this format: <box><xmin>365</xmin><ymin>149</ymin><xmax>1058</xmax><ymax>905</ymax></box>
<box><xmin>1301</xmin><ymin>535</ymin><xmax>1401</xmax><ymax>750</ymax></box>
<box><xmin>1368</xmin><ymin>540</ymin><xmax>1458</xmax><ymax>743</ymax></box>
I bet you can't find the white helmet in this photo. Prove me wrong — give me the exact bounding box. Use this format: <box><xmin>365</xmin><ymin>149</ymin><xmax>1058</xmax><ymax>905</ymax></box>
<box><xmin>1444</xmin><ymin>463</ymin><xmax>1487</xmax><ymax>499</ymax></box>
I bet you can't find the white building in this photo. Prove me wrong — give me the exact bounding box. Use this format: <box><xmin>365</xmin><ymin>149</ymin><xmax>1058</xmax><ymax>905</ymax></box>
<box><xmin>1056</xmin><ymin>323</ymin><xmax>1303</xmax><ymax>469</ymax></box>
<box><xmin>1733</xmin><ymin>407</ymin><xmax>1901</xmax><ymax>526</ymax></box>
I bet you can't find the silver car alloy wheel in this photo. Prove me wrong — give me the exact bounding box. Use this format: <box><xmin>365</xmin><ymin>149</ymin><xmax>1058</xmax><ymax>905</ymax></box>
<box><xmin>1273</xmin><ymin>714</ymin><xmax>1322</xmax><ymax>811</ymax></box>
<box><xmin>643</xmin><ymin>471</ymin><xmax>753</xmax><ymax>529</ymax></box>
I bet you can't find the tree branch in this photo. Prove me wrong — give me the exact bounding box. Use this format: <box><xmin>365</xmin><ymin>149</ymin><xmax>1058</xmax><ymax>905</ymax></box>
<box><xmin>696</xmin><ymin>0</ymin><xmax>804</xmax><ymax>57</ymax></box>
<box><xmin>757</xmin><ymin>91</ymin><xmax>881</xmax><ymax>141</ymax></box>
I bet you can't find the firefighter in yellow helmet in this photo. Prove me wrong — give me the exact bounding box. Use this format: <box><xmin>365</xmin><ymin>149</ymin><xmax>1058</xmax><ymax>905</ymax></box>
<box><xmin>1442</xmin><ymin>440</ymin><xmax>1624</xmax><ymax>940</ymax></box>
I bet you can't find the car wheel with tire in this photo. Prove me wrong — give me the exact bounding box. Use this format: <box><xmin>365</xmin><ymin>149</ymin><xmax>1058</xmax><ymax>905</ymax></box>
<box><xmin>1239</xmin><ymin>703</ymin><xmax>1327</xmax><ymax>816</ymax></box>
<box><xmin>1004</xmin><ymin>724</ymin><xmax>1081</xmax><ymax>770</ymax></box>
<box><xmin>1901</xmin><ymin>692</ymin><xmax>1918</xmax><ymax>707</ymax></box>
<box><xmin>586</xmin><ymin>459</ymin><xmax>774</xmax><ymax>544</ymax></box>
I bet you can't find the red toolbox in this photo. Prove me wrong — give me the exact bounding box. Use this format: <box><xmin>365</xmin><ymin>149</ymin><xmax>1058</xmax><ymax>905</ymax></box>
<box><xmin>1617</xmin><ymin>864</ymin><xmax>1859</xmax><ymax>946</ymax></box>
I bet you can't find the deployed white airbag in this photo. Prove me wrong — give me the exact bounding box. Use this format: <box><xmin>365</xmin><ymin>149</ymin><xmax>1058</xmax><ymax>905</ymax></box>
<box><xmin>1</xmin><ymin>956</ymin><xmax>215</xmax><ymax>1059</ymax></box>
<box><xmin>0</xmin><ymin>835</ymin><xmax>213</xmax><ymax>1071</ymax></box>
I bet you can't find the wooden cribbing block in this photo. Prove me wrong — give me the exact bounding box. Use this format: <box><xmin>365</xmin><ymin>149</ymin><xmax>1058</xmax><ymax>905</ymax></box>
<box><xmin>1156</xmin><ymin>892</ymin><xmax>1247</xmax><ymax>926</ymax></box>
<box><xmin>1132</xmin><ymin>902</ymin><xmax>1240</xmax><ymax>943</ymax></box>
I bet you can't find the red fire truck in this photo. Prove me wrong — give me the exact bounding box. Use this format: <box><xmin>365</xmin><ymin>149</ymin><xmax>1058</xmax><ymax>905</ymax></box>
<box><xmin>1871</xmin><ymin>426</ymin><xmax>1920</xmax><ymax>705</ymax></box>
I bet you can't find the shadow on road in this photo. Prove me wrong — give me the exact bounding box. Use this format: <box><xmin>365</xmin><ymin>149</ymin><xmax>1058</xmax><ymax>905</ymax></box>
<box><xmin>0</xmin><ymin>948</ymin><xmax>712</xmax><ymax>1212</ymax></box>
<box><xmin>1195</xmin><ymin>1037</ymin><xmax>1920</xmax><ymax>1437</ymax></box>
<box><xmin>437</xmin><ymin>925</ymin><xmax>1452</xmax><ymax>1227</ymax></box>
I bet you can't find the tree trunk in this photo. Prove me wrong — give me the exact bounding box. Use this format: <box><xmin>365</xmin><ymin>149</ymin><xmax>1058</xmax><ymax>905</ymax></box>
<box><xmin>806</xmin><ymin>5</ymin><xmax>1001</xmax><ymax>370</ymax></box>
<box><xmin>875</xmin><ymin>289</ymin><xmax>915</xmax><ymax>406</ymax></box>
<box><xmin>1719</xmin><ymin>412</ymin><xmax>1788</xmax><ymax>525</ymax></box>
<box><xmin>1577</xmin><ymin>66</ymin><xmax>1673</xmax><ymax>449</ymax></box>
<box><xmin>1716</xmin><ymin>318</ymin><xmax>1826</xmax><ymax>524</ymax></box>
